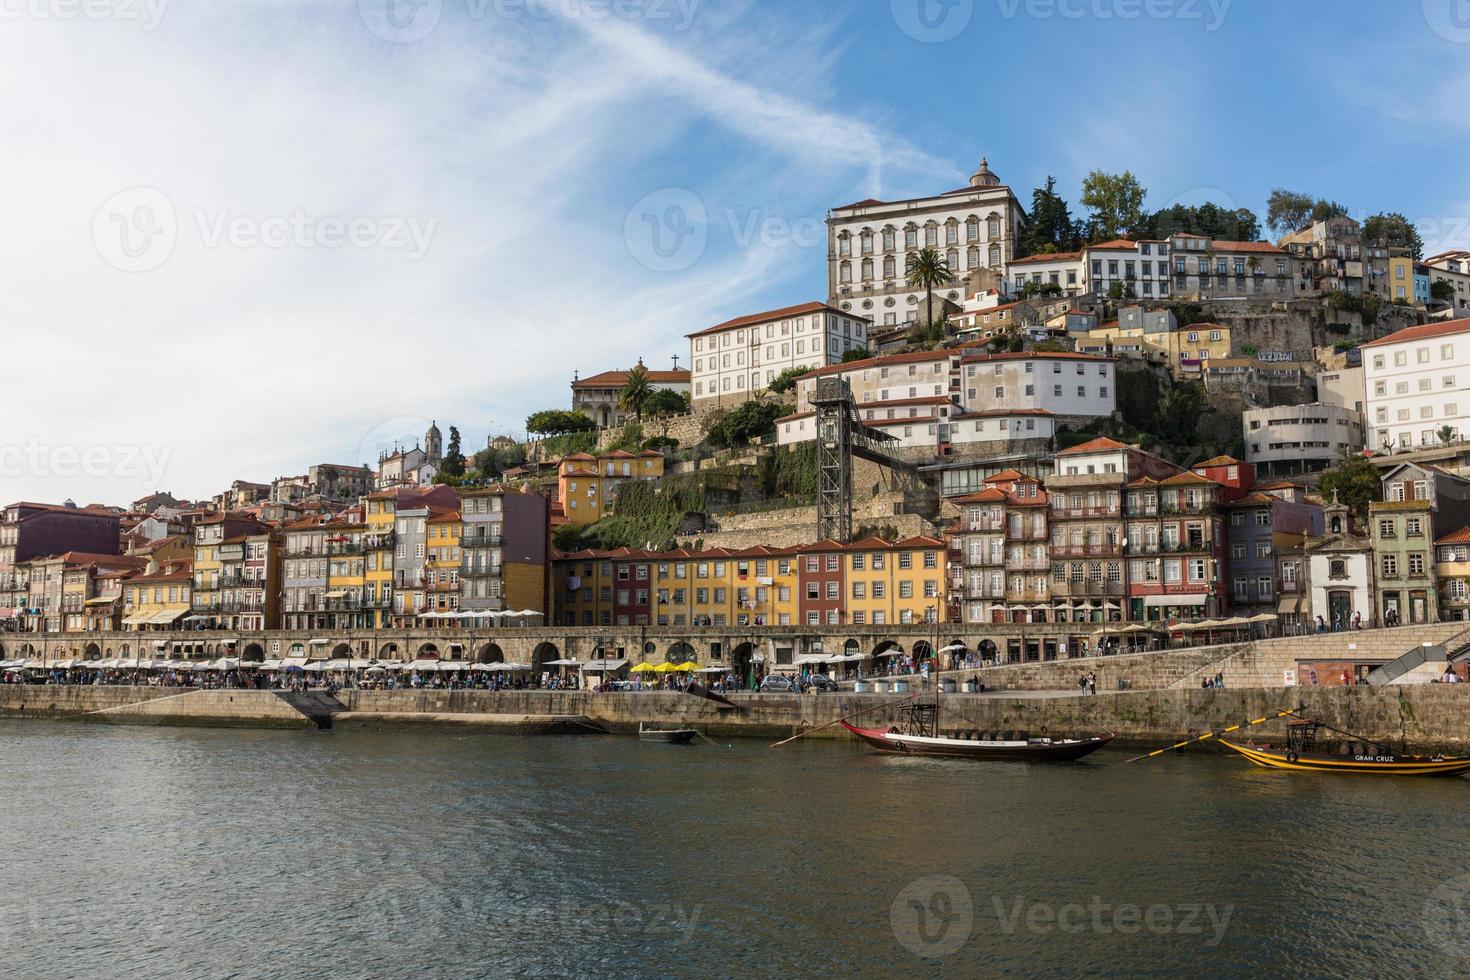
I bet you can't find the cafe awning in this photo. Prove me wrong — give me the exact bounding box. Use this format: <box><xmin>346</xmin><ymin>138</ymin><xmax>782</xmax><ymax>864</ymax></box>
<box><xmin>1145</xmin><ymin>594</ymin><xmax>1207</xmax><ymax>607</ymax></box>
<box><xmin>1276</xmin><ymin>596</ymin><xmax>1302</xmax><ymax>614</ymax></box>
<box><xmin>150</xmin><ymin>609</ymin><xmax>186</xmax><ymax>624</ymax></box>
<box><xmin>122</xmin><ymin>614</ymin><xmax>154</xmax><ymax>626</ymax></box>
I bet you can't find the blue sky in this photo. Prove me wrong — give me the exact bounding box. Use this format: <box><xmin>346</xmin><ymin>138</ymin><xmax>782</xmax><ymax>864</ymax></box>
<box><xmin>2</xmin><ymin>0</ymin><xmax>1467</xmax><ymax>505</ymax></box>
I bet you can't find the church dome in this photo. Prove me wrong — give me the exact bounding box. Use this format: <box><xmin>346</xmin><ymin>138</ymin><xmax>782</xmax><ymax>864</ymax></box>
<box><xmin>969</xmin><ymin>157</ymin><xmax>1000</xmax><ymax>188</ymax></box>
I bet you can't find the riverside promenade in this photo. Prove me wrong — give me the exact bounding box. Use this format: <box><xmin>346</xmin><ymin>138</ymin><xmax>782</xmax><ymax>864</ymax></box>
<box><xmin>5</xmin><ymin>623</ymin><xmax>1470</xmax><ymax>750</ymax></box>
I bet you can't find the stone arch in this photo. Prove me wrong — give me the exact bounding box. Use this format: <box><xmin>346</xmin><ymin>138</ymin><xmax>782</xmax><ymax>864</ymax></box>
<box><xmin>416</xmin><ymin>642</ymin><xmax>441</xmax><ymax>660</ymax></box>
<box><xmin>873</xmin><ymin>639</ymin><xmax>905</xmax><ymax>658</ymax></box>
<box><xmin>331</xmin><ymin>642</ymin><xmax>353</xmax><ymax>660</ymax></box>
<box><xmin>378</xmin><ymin>642</ymin><xmax>399</xmax><ymax>661</ymax></box>
<box><xmin>119</xmin><ymin>643</ymin><xmax>131</xmax><ymax>657</ymax></box>
<box><xmin>667</xmin><ymin>640</ymin><xmax>695</xmax><ymax>663</ymax></box>
<box><xmin>20</xmin><ymin>642</ymin><xmax>35</xmax><ymax>659</ymax></box>
<box><xmin>976</xmin><ymin>638</ymin><xmax>998</xmax><ymax>661</ymax></box>
<box><xmin>241</xmin><ymin>642</ymin><xmax>265</xmax><ymax>663</ymax></box>
<box><xmin>477</xmin><ymin>642</ymin><xmax>504</xmax><ymax>664</ymax></box>
<box><xmin>729</xmin><ymin>641</ymin><xmax>756</xmax><ymax>690</ymax></box>
<box><xmin>0</xmin><ymin>640</ymin><xmax>6</xmax><ymax>660</ymax></box>
<box><xmin>843</xmin><ymin>639</ymin><xmax>861</xmax><ymax>655</ymax></box>
<box><xmin>532</xmin><ymin>642</ymin><xmax>560</xmax><ymax>673</ymax></box>
<box><xmin>913</xmin><ymin>640</ymin><xmax>934</xmax><ymax>665</ymax></box>
<box><xmin>84</xmin><ymin>642</ymin><xmax>101</xmax><ymax>661</ymax></box>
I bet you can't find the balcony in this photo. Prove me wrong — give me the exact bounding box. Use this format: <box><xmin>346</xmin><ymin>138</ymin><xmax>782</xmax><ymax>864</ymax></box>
<box><xmin>1050</xmin><ymin>544</ymin><xmax>1122</xmax><ymax>558</ymax></box>
<box><xmin>1051</xmin><ymin>505</ymin><xmax>1121</xmax><ymax>519</ymax></box>
<box><xmin>1006</xmin><ymin>557</ymin><xmax>1051</xmax><ymax>572</ymax></box>
<box><xmin>1051</xmin><ymin>580</ymin><xmax>1126</xmax><ymax>599</ymax></box>
<box><xmin>461</xmin><ymin>566</ymin><xmax>503</xmax><ymax>579</ymax></box>
<box><xmin>460</xmin><ymin>534</ymin><xmax>505</xmax><ymax>549</ymax></box>
<box><xmin>1005</xmin><ymin>587</ymin><xmax>1050</xmax><ymax>602</ymax></box>
<box><xmin>1006</xmin><ymin>526</ymin><xmax>1048</xmax><ymax>541</ymax></box>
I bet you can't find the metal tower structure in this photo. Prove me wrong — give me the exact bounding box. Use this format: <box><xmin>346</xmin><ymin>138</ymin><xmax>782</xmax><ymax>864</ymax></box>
<box><xmin>811</xmin><ymin>376</ymin><xmax>908</xmax><ymax>543</ymax></box>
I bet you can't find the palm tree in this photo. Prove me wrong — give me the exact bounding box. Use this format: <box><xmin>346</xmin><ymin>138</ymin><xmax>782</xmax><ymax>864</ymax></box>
<box><xmin>906</xmin><ymin>247</ymin><xmax>956</xmax><ymax>336</ymax></box>
<box><xmin>619</xmin><ymin>363</ymin><xmax>653</xmax><ymax>423</ymax></box>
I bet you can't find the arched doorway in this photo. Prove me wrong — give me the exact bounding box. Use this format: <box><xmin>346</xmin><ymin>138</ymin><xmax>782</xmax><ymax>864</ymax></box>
<box><xmin>913</xmin><ymin>640</ymin><xmax>933</xmax><ymax>663</ymax></box>
<box><xmin>667</xmin><ymin>641</ymin><xmax>695</xmax><ymax>663</ymax></box>
<box><xmin>477</xmin><ymin>642</ymin><xmax>504</xmax><ymax>664</ymax></box>
<box><xmin>20</xmin><ymin>642</ymin><xmax>35</xmax><ymax>660</ymax></box>
<box><xmin>241</xmin><ymin>642</ymin><xmax>265</xmax><ymax>663</ymax></box>
<box><xmin>331</xmin><ymin>642</ymin><xmax>353</xmax><ymax>660</ymax></box>
<box><xmin>378</xmin><ymin>642</ymin><xmax>399</xmax><ymax>661</ymax></box>
<box><xmin>532</xmin><ymin>642</ymin><xmax>559</xmax><ymax>673</ymax></box>
<box><xmin>729</xmin><ymin>641</ymin><xmax>756</xmax><ymax>691</ymax></box>
<box><xmin>84</xmin><ymin>642</ymin><xmax>101</xmax><ymax>661</ymax></box>
<box><xmin>416</xmin><ymin>642</ymin><xmax>440</xmax><ymax>661</ymax></box>
<box><xmin>843</xmin><ymin>639</ymin><xmax>861</xmax><ymax>655</ymax></box>
<box><xmin>976</xmin><ymin>639</ymin><xmax>998</xmax><ymax>663</ymax></box>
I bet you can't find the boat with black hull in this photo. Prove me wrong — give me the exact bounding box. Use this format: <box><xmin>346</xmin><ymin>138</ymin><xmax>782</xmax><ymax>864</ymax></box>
<box><xmin>842</xmin><ymin>704</ymin><xmax>1112</xmax><ymax>762</ymax></box>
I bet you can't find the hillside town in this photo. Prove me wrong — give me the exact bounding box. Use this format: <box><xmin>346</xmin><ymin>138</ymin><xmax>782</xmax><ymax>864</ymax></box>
<box><xmin>7</xmin><ymin>158</ymin><xmax>1470</xmax><ymax>652</ymax></box>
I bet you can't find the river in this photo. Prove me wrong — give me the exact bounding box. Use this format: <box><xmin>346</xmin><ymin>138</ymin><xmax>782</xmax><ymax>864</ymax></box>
<box><xmin>1</xmin><ymin>720</ymin><xmax>1467</xmax><ymax>978</ymax></box>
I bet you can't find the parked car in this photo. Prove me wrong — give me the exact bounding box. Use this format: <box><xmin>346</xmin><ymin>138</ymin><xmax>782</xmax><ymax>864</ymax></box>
<box><xmin>758</xmin><ymin>674</ymin><xmax>797</xmax><ymax>693</ymax></box>
<box><xmin>804</xmin><ymin>674</ymin><xmax>838</xmax><ymax>693</ymax></box>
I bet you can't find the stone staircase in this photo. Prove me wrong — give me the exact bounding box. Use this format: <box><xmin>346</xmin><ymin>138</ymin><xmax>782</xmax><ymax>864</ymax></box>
<box><xmin>273</xmin><ymin>690</ymin><xmax>346</xmax><ymax>728</ymax></box>
<box><xmin>1366</xmin><ymin>626</ymin><xmax>1470</xmax><ymax>687</ymax></box>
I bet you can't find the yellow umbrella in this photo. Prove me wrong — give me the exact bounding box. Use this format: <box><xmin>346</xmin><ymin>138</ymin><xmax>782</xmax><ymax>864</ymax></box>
<box><xmin>654</xmin><ymin>661</ymin><xmax>679</xmax><ymax>673</ymax></box>
<box><xmin>675</xmin><ymin>662</ymin><xmax>699</xmax><ymax>672</ymax></box>
<box><xmin>631</xmin><ymin>662</ymin><xmax>658</xmax><ymax>674</ymax></box>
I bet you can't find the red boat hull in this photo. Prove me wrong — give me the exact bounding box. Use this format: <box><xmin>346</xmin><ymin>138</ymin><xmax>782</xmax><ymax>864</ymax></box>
<box><xmin>841</xmin><ymin>721</ymin><xmax>1113</xmax><ymax>761</ymax></box>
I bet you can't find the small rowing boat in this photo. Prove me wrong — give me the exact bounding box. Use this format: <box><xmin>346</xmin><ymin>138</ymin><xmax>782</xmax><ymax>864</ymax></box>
<box><xmin>1219</xmin><ymin>720</ymin><xmax>1470</xmax><ymax>776</ymax></box>
<box><xmin>639</xmin><ymin>723</ymin><xmax>697</xmax><ymax>745</ymax></box>
<box><xmin>841</xmin><ymin>705</ymin><xmax>1111</xmax><ymax>762</ymax></box>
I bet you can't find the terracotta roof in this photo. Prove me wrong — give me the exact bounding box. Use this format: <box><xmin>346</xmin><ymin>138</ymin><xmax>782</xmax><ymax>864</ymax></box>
<box><xmin>1437</xmin><ymin>526</ymin><xmax>1470</xmax><ymax>545</ymax></box>
<box><xmin>1057</xmin><ymin>436</ymin><xmax>1132</xmax><ymax>456</ymax></box>
<box><xmin>856</xmin><ymin>396</ymin><xmax>957</xmax><ymax>410</ymax></box>
<box><xmin>796</xmin><ymin>349</ymin><xmax>953</xmax><ymax>381</ymax></box>
<box><xmin>1007</xmin><ymin>251</ymin><xmax>1082</xmax><ymax>266</ymax></box>
<box><xmin>687</xmin><ymin>302</ymin><xmax>866</xmax><ymax>339</ymax></box>
<box><xmin>983</xmin><ymin>469</ymin><xmax>1025</xmax><ymax>482</ymax></box>
<box><xmin>833</xmin><ymin>198</ymin><xmax>885</xmax><ymax>210</ymax></box>
<box><xmin>952</xmin><ymin>408</ymin><xmax>1056</xmax><ymax>420</ymax></box>
<box><xmin>1088</xmin><ymin>239</ymin><xmax>1137</xmax><ymax>250</ymax></box>
<box><xmin>960</xmin><ymin>351</ymin><xmax>1112</xmax><ymax>364</ymax></box>
<box><xmin>572</xmin><ymin>368</ymin><xmax>690</xmax><ymax>389</ymax></box>
<box><xmin>950</xmin><ymin>488</ymin><xmax>1008</xmax><ymax>503</ymax></box>
<box><xmin>1195</xmin><ymin>455</ymin><xmax>1244</xmax><ymax>467</ymax></box>
<box><xmin>1360</xmin><ymin>317</ymin><xmax>1470</xmax><ymax>349</ymax></box>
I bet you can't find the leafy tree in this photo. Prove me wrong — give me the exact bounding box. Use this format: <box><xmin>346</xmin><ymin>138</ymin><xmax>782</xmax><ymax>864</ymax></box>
<box><xmin>440</xmin><ymin>426</ymin><xmax>465</xmax><ymax>478</ymax></box>
<box><xmin>1017</xmin><ymin>280</ymin><xmax>1063</xmax><ymax>299</ymax></box>
<box><xmin>1439</xmin><ymin>425</ymin><xmax>1459</xmax><ymax>447</ymax></box>
<box><xmin>526</xmin><ymin>410</ymin><xmax>597</xmax><ymax>436</ymax></box>
<box><xmin>1311</xmin><ymin>199</ymin><xmax>1350</xmax><ymax>224</ymax></box>
<box><xmin>1432</xmin><ymin>279</ymin><xmax>1457</xmax><ymax>302</ymax></box>
<box><xmin>1362</xmin><ymin>212</ymin><xmax>1424</xmax><ymax>260</ymax></box>
<box><xmin>704</xmin><ymin>401</ymin><xmax>787</xmax><ymax>448</ymax></box>
<box><xmin>767</xmin><ymin>365</ymin><xmax>813</xmax><ymax>395</ymax></box>
<box><xmin>1080</xmin><ymin>170</ymin><xmax>1147</xmax><ymax>241</ymax></box>
<box><xmin>841</xmin><ymin>347</ymin><xmax>872</xmax><ymax>363</ymax></box>
<box><xmin>319</xmin><ymin>465</ymin><xmax>339</xmax><ymax>496</ymax></box>
<box><xmin>472</xmin><ymin>443</ymin><xmax>525</xmax><ymax>478</ymax></box>
<box><xmin>1023</xmin><ymin>176</ymin><xmax>1080</xmax><ymax>254</ymax></box>
<box><xmin>618</xmin><ymin>364</ymin><xmax>653</xmax><ymax>423</ymax></box>
<box><xmin>905</xmin><ymin>247</ymin><xmax>956</xmax><ymax>335</ymax></box>
<box><xmin>1143</xmin><ymin>203</ymin><xmax>1261</xmax><ymax>242</ymax></box>
<box><xmin>644</xmin><ymin>388</ymin><xmax>690</xmax><ymax>417</ymax></box>
<box><xmin>642</xmin><ymin>436</ymin><xmax>679</xmax><ymax>453</ymax></box>
<box><xmin>1318</xmin><ymin>455</ymin><xmax>1383</xmax><ymax>521</ymax></box>
<box><xmin>1266</xmin><ymin>189</ymin><xmax>1316</xmax><ymax>236</ymax></box>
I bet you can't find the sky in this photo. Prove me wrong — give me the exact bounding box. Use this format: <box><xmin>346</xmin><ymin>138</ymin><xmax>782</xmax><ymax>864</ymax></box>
<box><xmin>2</xmin><ymin>0</ymin><xmax>1468</xmax><ymax>506</ymax></box>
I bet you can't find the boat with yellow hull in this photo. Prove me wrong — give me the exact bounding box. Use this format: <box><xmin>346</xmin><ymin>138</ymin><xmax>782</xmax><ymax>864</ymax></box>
<box><xmin>1218</xmin><ymin>739</ymin><xmax>1470</xmax><ymax>776</ymax></box>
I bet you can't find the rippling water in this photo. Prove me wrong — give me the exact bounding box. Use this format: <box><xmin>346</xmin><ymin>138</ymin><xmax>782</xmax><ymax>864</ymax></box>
<box><xmin>2</xmin><ymin>721</ymin><xmax>1469</xmax><ymax>978</ymax></box>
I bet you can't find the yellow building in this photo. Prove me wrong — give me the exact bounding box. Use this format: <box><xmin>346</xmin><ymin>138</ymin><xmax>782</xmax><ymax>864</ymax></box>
<box><xmin>424</xmin><ymin>509</ymin><xmax>462</xmax><ymax>616</ymax></box>
<box><xmin>122</xmin><ymin>559</ymin><xmax>194</xmax><ymax>632</ymax></box>
<box><xmin>324</xmin><ymin>520</ymin><xmax>370</xmax><ymax>630</ymax></box>
<box><xmin>557</xmin><ymin>450</ymin><xmax>666</xmax><ymax>527</ymax></box>
<box><xmin>1388</xmin><ymin>254</ymin><xmax>1416</xmax><ymax>304</ymax></box>
<box><xmin>1075</xmin><ymin>321</ymin><xmax>1232</xmax><ymax>378</ymax></box>
<box><xmin>844</xmin><ymin>536</ymin><xmax>947</xmax><ymax>626</ymax></box>
<box><xmin>362</xmin><ymin>490</ymin><xmax>398</xmax><ymax>629</ymax></box>
<box><xmin>1437</xmin><ymin>526</ymin><xmax>1470</xmax><ymax>622</ymax></box>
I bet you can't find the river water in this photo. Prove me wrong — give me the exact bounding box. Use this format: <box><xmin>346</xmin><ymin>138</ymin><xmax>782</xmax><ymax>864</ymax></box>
<box><xmin>2</xmin><ymin>721</ymin><xmax>1468</xmax><ymax>978</ymax></box>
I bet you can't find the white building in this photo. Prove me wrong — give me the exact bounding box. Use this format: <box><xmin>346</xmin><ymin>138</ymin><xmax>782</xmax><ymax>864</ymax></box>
<box><xmin>1242</xmin><ymin>403</ymin><xmax>1365</xmax><ymax>477</ymax></box>
<box><xmin>826</xmin><ymin>158</ymin><xmax>1026</xmax><ymax>329</ymax></box>
<box><xmin>687</xmin><ymin>301</ymin><xmax>869</xmax><ymax>410</ymax></box>
<box><xmin>1085</xmin><ymin>239</ymin><xmax>1173</xmax><ymax>300</ymax></box>
<box><xmin>1006</xmin><ymin>251</ymin><xmax>1085</xmax><ymax>296</ymax></box>
<box><xmin>1426</xmin><ymin>251</ymin><xmax>1470</xmax><ymax>310</ymax></box>
<box><xmin>1166</xmin><ymin>234</ymin><xmax>1293</xmax><ymax>300</ymax></box>
<box><xmin>1361</xmin><ymin>318</ymin><xmax>1470</xmax><ymax>451</ymax></box>
<box><xmin>1317</xmin><ymin>365</ymin><xmax>1365</xmax><ymax>415</ymax></box>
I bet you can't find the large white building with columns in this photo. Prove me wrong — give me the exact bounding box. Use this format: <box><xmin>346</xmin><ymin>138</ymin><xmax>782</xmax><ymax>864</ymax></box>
<box><xmin>826</xmin><ymin>158</ymin><xmax>1026</xmax><ymax>329</ymax></box>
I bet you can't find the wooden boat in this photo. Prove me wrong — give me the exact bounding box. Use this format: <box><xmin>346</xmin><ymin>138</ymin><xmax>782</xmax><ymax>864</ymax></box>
<box><xmin>1219</xmin><ymin>720</ymin><xmax>1470</xmax><ymax>776</ymax></box>
<box><xmin>841</xmin><ymin>706</ymin><xmax>1112</xmax><ymax>762</ymax></box>
<box><xmin>639</xmin><ymin>723</ymin><xmax>697</xmax><ymax>745</ymax></box>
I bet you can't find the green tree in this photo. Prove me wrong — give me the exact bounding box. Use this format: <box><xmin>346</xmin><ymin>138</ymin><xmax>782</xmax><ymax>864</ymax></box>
<box><xmin>841</xmin><ymin>347</ymin><xmax>872</xmax><ymax>363</ymax></box>
<box><xmin>905</xmin><ymin>247</ymin><xmax>956</xmax><ymax>336</ymax></box>
<box><xmin>1080</xmin><ymin>170</ymin><xmax>1147</xmax><ymax>241</ymax></box>
<box><xmin>644</xmin><ymin>388</ymin><xmax>690</xmax><ymax>417</ymax></box>
<box><xmin>526</xmin><ymin>410</ymin><xmax>597</xmax><ymax>436</ymax></box>
<box><xmin>1266</xmin><ymin>189</ymin><xmax>1316</xmax><ymax>236</ymax></box>
<box><xmin>1439</xmin><ymin>425</ymin><xmax>1459</xmax><ymax>447</ymax></box>
<box><xmin>1362</xmin><ymin>212</ymin><xmax>1424</xmax><ymax>260</ymax></box>
<box><xmin>1318</xmin><ymin>455</ymin><xmax>1383</xmax><ymax>520</ymax></box>
<box><xmin>1143</xmin><ymin>202</ymin><xmax>1261</xmax><ymax>242</ymax></box>
<box><xmin>1023</xmin><ymin>176</ymin><xmax>1080</xmax><ymax>254</ymax></box>
<box><xmin>704</xmin><ymin>401</ymin><xmax>787</xmax><ymax>448</ymax></box>
<box><xmin>1017</xmin><ymin>280</ymin><xmax>1063</xmax><ymax>299</ymax></box>
<box><xmin>767</xmin><ymin>365</ymin><xmax>813</xmax><ymax>395</ymax></box>
<box><xmin>438</xmin><ymin>426</ymin><xmax>465</xmax><ymax>478</ymax></box>
<box><xmin>618</xmin><ymin>364</ymin><xmax>653</xmax><ymax>423</ymax></box>
<box><xmin>1433</xmin><ymin>279</ymin><xmax>1457</xmax><ymax>302</ymax></box>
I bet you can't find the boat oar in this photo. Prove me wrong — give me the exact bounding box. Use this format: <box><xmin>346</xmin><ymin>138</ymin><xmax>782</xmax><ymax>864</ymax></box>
<box><xmin>693</xmin><ymin>729</ymin><xmax>731</xmax><ymax>749</ymax></box>
<box><xmin>770</xmin><ymin>692</ymin><xmax>921</xmax><ymax>748</ymax></box>
<box><xmin>1126</xmin><ymin>705</ymin><xmax>1306</xmax><ymax>763</ymax></box>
